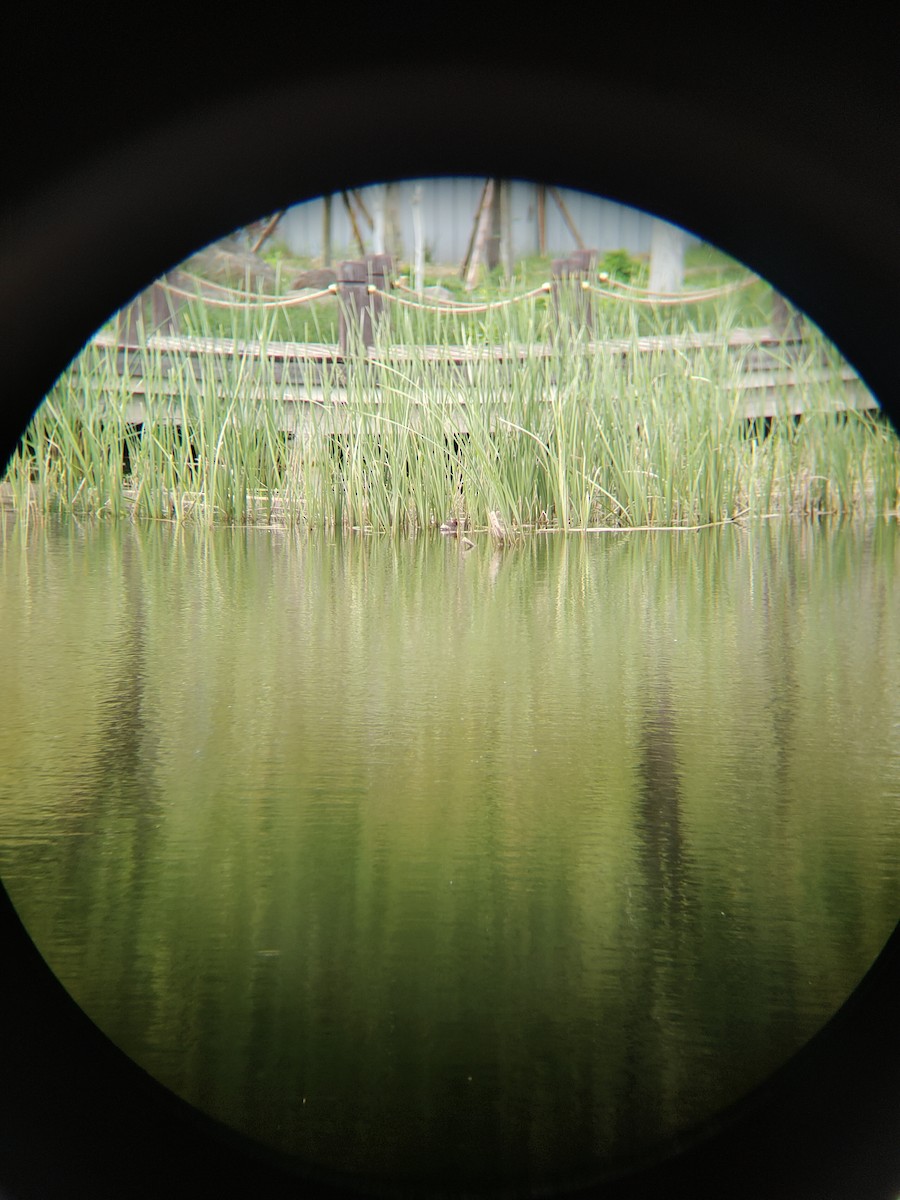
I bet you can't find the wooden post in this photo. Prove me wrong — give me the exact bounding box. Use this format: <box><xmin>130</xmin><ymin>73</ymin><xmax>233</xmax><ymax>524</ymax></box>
<box><xmin>551</xmin><ymin>250</ymin><xmax>597</xmax><ymax>335</ymax></box>
<box><xmin>464</xmin><ymin>178</ymin><xmax>496</xmax><ymax>290</ymax></box>
<box><xmin>341</xmin><ymin>191</ymin><xmax>367</xmax><ymax>257</ymax></box>
<box><xmin>365</xmin><ymin>253</ymin><xmax>393</xmax><ymax>339</ymax></box>
<box><xmin>580</xmin><ymin>249</ymin><xmax>597</xmax><ymax>332</ymax></box>
<box><xmin>337</xmin><ymin>260</ymin><xmax>368</xmax><ymax>356</ymax></box>
<box><xmin>549</xmin><ymin>186</ymin><xmax>585</xmax><ymax>250</ymax></box>
<box><xmin>551</xmin><ymin>257</ymin><xmax>572</xmax><ymax>336</ymax></box>
<box><xmin>350</xmin><ymin>189</ymin><xmax>374</xmax><ymax>232</ymax></box>
<box><xmin>460</xmin><ymin>179</ymin><xmax>492</xmax><ymax>281</ymax></box>
<box><xmin>338</xmin><ymin>258</ymin><xmax>392</xmax><ymax>355</ymax></box>
<box><xmin>118</xmin><ymin>271</ymin><xmax>187</xmax><ymax>344</ymax></box>
<box><xmin>251</xmin><ymin>210</ymin><xmax>285</xmax><ymax>254</ymax></box>
<box><xmin>150</xmin><ymin>275</ymin><xmax>182</xmax><ymax>333</ymax></box>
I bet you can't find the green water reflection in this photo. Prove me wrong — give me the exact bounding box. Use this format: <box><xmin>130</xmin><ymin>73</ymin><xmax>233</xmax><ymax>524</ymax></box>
<box><xmin>1</xmin><ymin>517</ymin><xmax>898</xmax><ymax>1192</ymax></box>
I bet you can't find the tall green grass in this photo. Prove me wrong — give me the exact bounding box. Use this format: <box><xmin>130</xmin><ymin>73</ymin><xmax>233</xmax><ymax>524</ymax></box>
<box><xmin>4</xmin><ymin>281</ymin><xmax>898</xmax><ymax>534</ymax></box>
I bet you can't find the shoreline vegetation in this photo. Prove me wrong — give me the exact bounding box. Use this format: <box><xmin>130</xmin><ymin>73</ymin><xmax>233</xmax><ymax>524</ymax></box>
<box><xmin>3</xmin><ymin>246</ymin><xmax>899</xmax><ymax>537</ymax></box>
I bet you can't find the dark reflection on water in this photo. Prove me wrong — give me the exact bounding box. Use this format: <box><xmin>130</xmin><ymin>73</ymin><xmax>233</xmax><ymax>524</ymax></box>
<box><xmin>1</xmin><ymin>516</ymin><xmax>899</xmax><ymax>1193</ymax></box>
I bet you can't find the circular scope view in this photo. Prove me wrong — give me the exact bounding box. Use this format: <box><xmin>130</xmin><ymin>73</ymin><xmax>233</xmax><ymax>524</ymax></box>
<box><xmin>1</xmin><ymin>179</ymin><xmax>899</xmax><ymax>1195</ymax></box>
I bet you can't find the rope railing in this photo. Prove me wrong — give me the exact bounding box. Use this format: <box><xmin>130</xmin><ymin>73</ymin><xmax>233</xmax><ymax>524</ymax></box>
<box><xmin>160</xmin><ymin>278</ymin><xmax>338</xmax><ymax>310</ymax></box>
<box><xmin>158</xmin><ymin>267</ymin><xmax>758</xmax><ymax>316</ymax></box>
<box><xmin>176</xmin><ymin>271</ymin><xmax>264</xmax><ymax>297</ymax></box>
<box><xmin>173</xmin><ymin>269</ymin><xmax>341</xmax><ymax>304</ymax></box>
<box><xmin>382</xmin><ymin>281</ymin><xmax>552</xmax><ymax>313</ymax></box>
<box><xmin>589</xmin><ymin>272</ymin><xmax>761</xmax><ymax>305</ymax></box>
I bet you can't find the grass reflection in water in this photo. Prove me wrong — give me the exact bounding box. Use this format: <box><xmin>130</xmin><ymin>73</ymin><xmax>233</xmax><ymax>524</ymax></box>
<box><xmin>0</xmin><ymin>516</ymin><xmax>898</xmax><ymax>1192</ymax></box>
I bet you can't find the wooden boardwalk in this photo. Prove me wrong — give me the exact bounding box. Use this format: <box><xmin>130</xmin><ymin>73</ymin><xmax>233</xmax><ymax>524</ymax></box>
<box><xmin>82</xmin><ymin>327</ymin><xmax>875</xmax><ymax>430</ymax></box>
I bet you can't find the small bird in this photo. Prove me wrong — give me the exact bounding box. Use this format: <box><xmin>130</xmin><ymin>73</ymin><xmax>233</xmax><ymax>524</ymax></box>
<box><xmin>488</xmin><ymin>510</ymin><xmax>509</xmax><ymax>543</ymax></box>
<box><xmin>440</xmin><ymin>517</ymin><xmax>459</xmax><ymax>535</ymax></box>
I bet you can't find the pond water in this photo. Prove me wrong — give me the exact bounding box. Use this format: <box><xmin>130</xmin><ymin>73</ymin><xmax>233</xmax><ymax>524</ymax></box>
<box><xmin>1</xmin><ymin>515</ymin><xmax>898</xmax><ymax>1195</ymax></box>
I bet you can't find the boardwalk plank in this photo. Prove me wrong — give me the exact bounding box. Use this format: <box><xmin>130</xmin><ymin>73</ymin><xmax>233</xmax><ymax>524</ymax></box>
<box><xmin>77</xmin><ymin>328</ymin><xmax>875</xmax><ymax>427</ymax></box>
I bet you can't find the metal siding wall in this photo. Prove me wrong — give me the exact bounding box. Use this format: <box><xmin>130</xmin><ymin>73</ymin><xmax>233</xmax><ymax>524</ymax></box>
<box><xmin>508</xmin><ymin>180</ymin><xmax>538</xmax><ymax>259</ymax></box>
<box><xmin>276</xmin><ymin>179</ymin><xmax>693</xmax><ymax>264</ymax></box>
<box><xmin>418</xmin><ymin>177</ymin><xmax>486</xmax><ymax>262</ymax></box>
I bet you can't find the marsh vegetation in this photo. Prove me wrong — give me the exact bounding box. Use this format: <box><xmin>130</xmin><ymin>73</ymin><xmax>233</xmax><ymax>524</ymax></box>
<box><xmin>3</xmin><ymin>248</ymin><xmax>898</xmax><ymax>535</ymax></box>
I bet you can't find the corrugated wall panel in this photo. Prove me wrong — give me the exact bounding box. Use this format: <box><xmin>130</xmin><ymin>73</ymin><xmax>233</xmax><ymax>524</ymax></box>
<box><xmin>275</xmin><ymin>178</ymin><xmax>694</xmax><ymax>265</ymax></box>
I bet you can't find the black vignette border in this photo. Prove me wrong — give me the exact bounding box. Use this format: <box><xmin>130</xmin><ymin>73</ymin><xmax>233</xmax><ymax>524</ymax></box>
<box><xmin>0</xmin><ymin>13</ymin><xmax>898</xmax><ymax>1200</ymax></box>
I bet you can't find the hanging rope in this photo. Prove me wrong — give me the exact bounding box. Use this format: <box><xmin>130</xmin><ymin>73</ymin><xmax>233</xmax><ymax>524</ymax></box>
<box><xmin>175</xmin><ymin>271</ymin><xmax>273</xmax><ymax>298</ymax></box>
<box><xmin>160</xmin><ymin>278</ymin><xmax>338</xmax><ymax>309</ymax></box>
<box><xmin>380</xmin><ymin>281</ymin><xmax>551</xmax><ymax>314</ymax></box>
<box><xmin>155</xmin><ymin>267</ymin><xmax>759</xmax><ymax>316</ymax></box>
<box><xmin>588</xmin><ymin>272</ymin><xmax>760</xmax><ymax>305</ymax></box>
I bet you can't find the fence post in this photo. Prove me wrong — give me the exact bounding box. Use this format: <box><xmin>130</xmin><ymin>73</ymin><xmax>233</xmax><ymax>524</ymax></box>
<box><xmin>338</xmin><ymin>257</ymin><xmax>393</xmax><ymax>356</ymax></box>
<box><xmin>365</xmin><ymin>253</ymin><xmax>393</xmax><ymax>340</ymax></box>
<box><xmin>151</xmin><ymin>273</ymin><xmax>184</xmax><ymax>333</ymax></box>
<box><xmin>337</xmin><ymin>260</ymin><xmax>371</xmax><ymax>356</ymax></box>
<box><xmin>551</xmin><ymin>250</ymin><xmax>597</xmax><ymax>336</ymax></box>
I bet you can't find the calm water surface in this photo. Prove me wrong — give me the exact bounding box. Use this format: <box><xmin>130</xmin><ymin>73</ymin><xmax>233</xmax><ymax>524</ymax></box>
<box><xmin>1</xmin><ymin>516</ymin><xmax>899</xmax><ymax>1194</ymax></box>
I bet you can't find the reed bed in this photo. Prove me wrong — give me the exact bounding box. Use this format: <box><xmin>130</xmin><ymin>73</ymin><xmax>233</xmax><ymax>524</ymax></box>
<box><xmin>4</xmin><ymin>282</ymin><xmax>898</xmax><ymax>535</ymax></box>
